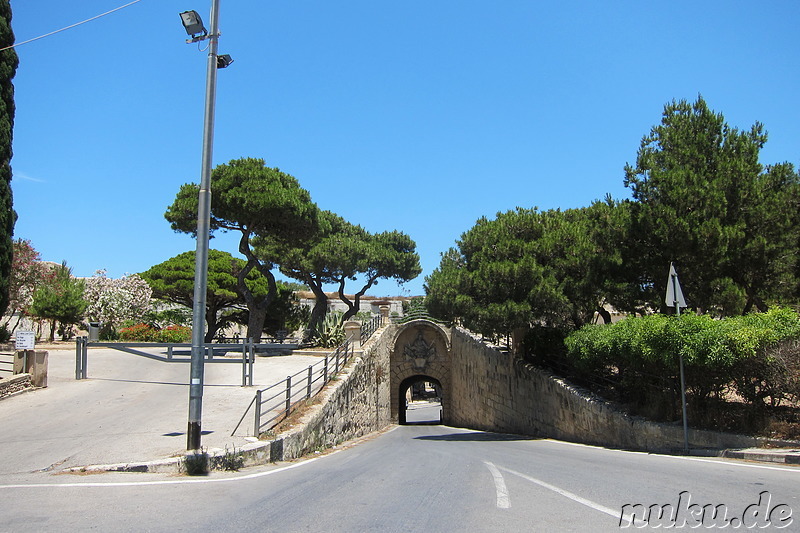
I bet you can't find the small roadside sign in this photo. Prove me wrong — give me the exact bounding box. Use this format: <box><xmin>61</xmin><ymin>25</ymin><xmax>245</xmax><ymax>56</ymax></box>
<box><xmin>665</xmin><ymin>262</ymin><xmax>687</xmax><ymax>308</ymax></box>
<box><xmin>15</xmin><ymin>331</ymin><xmax>35</xmax><ymax>350</ymax></box>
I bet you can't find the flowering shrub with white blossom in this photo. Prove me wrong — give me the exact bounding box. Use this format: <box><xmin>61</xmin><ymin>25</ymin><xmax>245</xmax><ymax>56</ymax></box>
<box><xmin>83</xmin><ymin>270</ymin><xmax>153</xmax><ymax>331</ymax></box>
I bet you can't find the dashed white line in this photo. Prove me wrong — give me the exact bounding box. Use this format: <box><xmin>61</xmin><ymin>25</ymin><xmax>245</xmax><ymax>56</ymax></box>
<box><xmin>483</xmin><ymin>461</ymin><xmax>510</xmax><ymax>509</ymax></box>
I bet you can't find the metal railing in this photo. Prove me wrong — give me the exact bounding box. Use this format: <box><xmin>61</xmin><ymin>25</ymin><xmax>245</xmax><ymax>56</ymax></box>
<box><xmin>215</xmin><ymin>332</ymin><xmax>300</xmax><ymax>345</ymax></box>
<box><xmin>74</xmin><ymin>338</ymin><xmax>256</xmax><ymax>386</ymax></box>
<box><xmin>360</xmin><ymin>315</ymin><xmax>384</xmax><ymax>344</ymax></box>
<box><xmin>233</xmin><ymin>341</ymin><xmax>354</xmax><ymax>437</ymax></box>
<box><xmin>0</xmin><ymin>351</ymin><xmax>13</xmax><ymax>376</ymax></box>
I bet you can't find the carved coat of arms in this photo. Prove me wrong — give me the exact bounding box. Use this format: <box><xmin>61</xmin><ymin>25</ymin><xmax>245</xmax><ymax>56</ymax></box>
<box><xmin>404</xmin><ymin>332</ymin><xmax>436</xmax><ymax>369</ymax></box>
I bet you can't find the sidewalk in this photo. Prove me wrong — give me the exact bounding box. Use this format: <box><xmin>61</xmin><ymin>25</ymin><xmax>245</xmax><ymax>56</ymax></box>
<box><xmin>0</xmin><ymin>346</ymin><xmax>325</xmax><ymax>479</ymax></box>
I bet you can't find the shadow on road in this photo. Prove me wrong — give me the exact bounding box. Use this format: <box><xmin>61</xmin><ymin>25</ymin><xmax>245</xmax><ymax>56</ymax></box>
<box><xmin>414</xmin><ymin>431</ymin><xmax>539</xmax><ymax>442</ymax></box>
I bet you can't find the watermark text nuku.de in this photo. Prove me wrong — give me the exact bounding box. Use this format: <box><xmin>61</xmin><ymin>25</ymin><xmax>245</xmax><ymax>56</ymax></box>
<box><xmin>619</xmin><ymin>491</ymin><xmax>793</xmax><ymax>529</ymax></box>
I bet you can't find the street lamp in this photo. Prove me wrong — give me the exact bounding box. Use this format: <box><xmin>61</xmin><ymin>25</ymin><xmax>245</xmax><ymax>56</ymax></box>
<box><xmin>180</xmin><ymin>0</ymin><xmax>233</xmax><ymax>452</ymax></box>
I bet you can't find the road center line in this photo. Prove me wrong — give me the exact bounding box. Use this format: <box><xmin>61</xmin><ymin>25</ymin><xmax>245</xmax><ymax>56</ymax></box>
<box><xmin>483</xmin><ymin>461</ymin><xmax>511</xmax><ymax>509</ymax></box>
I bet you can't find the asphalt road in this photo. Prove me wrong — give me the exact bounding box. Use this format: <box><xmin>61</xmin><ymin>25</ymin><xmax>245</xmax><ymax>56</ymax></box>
<box><xmin>2</xmin><ymin>424</ymin><xmax>798</xmax><ymax>532</ymax></box>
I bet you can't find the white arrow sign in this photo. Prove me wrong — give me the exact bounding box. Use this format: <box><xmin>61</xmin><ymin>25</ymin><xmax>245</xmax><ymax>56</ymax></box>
<box><xmin>665</xmin><ymin>262</ymin><xmax>687</xmax><ymax>308</ymax></box>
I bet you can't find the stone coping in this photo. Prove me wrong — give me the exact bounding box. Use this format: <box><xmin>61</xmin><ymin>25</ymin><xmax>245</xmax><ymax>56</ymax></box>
<box><xmin>0</xmin><ymin>373</ymin><xmax>33</xmax><ymax>401</ymax></box>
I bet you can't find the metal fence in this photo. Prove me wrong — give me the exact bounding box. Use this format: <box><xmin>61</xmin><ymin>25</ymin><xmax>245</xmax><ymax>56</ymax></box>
<box><xmin>74</xmin><ymin>338</ymin><xmax>257</xmax><ymax>386</ymax></box>
<box><xmin>0</xmin><ymin>351</ymin><xmax>13</xmax><ymax>376</ymax></box>
<box><xmin>360</xmin><ymin>315</ymin><xmax>384</xmax><ymax>344</ymax></box>
<box><xmin>233</xmin><ymin>341</ymin><xmax>355</xmax><ymax>437</ymax></box>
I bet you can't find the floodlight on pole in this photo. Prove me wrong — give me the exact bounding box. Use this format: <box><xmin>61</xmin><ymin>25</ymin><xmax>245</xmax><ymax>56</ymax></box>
<box><xmin>179</xmin><ymin>10</ymin><xmax>207</xmax><ymax>38</ymax></box>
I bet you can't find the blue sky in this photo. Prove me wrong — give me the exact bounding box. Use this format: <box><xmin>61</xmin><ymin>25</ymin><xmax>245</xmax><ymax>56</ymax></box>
<box><xmin>9</xmin><ymin>1</ymin><xmax>800</xmax><ymax>297</ymax></box>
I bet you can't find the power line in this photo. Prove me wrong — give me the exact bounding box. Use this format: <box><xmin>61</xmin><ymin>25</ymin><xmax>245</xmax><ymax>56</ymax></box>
<box><xmin>0</xmin><ymin>0</ymin><xmax>144</xmax><ymax>52</ymax></box>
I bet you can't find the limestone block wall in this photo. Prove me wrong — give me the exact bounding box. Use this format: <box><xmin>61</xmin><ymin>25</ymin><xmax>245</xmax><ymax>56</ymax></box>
<box><xmin>276</xmin><ymin>326</ymin><xmax>393</xmax><ymax>461</ymax></box>
<box><xmin>448</xmin><ymin>328</ymin><xmax>775</xmax><ymax>452</ymax></box>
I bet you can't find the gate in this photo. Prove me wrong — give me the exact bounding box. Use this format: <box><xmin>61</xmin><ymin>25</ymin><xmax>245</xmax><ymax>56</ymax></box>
<box><xmin>73</xmin><ymin>337</ymin><xmax>267</xmax><ymax>387</ymax></box>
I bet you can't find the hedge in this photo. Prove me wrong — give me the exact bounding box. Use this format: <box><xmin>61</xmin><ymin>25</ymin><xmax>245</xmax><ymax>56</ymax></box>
<box><xmin>564</xmin><ymin>307</ymin><xmax>800</xmax><ymax>408</ymax></box>
<box><xmin>118</xmin><ymin>324</ymin><xmax>192</xmax><ymax>343</ymax></box>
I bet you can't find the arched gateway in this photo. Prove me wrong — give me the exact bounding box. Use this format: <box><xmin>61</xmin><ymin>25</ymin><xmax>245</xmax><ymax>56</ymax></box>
<box><xmin>389</xmin><ymin>320</ymin><xmax>452</xmax><ymax>424</ymax></box>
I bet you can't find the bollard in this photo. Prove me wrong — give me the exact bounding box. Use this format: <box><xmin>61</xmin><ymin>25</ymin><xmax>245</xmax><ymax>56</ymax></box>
<box><xmin>285</xmin><ymin>375</ymin><xmax>292</xmax><ymax>415</ymax></box>
<box><xmin>254</xmin><ymin>390</ymin><xmax>262</xmax><ymax>436</ymax></box>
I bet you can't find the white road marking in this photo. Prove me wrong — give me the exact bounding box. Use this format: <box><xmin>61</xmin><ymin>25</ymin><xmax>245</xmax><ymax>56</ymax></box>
<box><xmin>497</xmin><ymin>464</ymin><xmax>645</xmax><ymax>526</ymax></box>
<box><xmin>483</xmin><ymin>461</ymin><xmax>510</xmax><ymax>509</ymax></box>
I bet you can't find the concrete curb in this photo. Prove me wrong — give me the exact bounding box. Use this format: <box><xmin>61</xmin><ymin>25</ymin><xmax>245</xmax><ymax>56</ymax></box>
<box><xmin>62</xmin><ymin>438</ymin><xmax>281</xmax><ymax>474</ymax></box>
<box><xmin>721</xmin><ymin>448</ymin><xmax>800</xmax><ymax>465</ymax></box>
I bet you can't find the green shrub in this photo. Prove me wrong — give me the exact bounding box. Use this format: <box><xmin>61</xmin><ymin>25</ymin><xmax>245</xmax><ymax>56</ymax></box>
<box><xmin>155</xmin><ymin>325</ymin><xmax>192</xmax><ymax>343</ymax></box>
<box><xmin>118</xmin><ymin>323</ymin><xmax>191</xmax><ymax>343</ymax></box>
<box><xmin>564</xmin><ymin>307</ymin><xmax>800</xmax><ymax>411</ymax></box>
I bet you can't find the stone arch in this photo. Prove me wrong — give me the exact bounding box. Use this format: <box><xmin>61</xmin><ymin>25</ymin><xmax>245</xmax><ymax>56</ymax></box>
<box><xmin>397</xmin><ymin>375</ymin><xmax>443</xmax><ymax>425</ymax></box>
<box><xmin>389</xmin><ymin>320</ymin><xmax>452</xmax><ymax>424</ymax></box>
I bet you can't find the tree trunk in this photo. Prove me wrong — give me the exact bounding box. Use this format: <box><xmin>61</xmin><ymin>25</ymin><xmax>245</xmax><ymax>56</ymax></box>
<box><xmin>236</xmin><ymin>231</ymin><xmax>277</xmax><ymax>343</ymax></box>
<box><xmin>204</xmin><ymin>307</ymin><xmax>218</xmax><ymax>343</ymax></box>
<box><xmin>338</xmin><ymin>274</ymin><xmax>379</xmax><ymax>321</ymax></box>
<box><xmin>597</xmin><ymin>306</ymin><xmax>612</xmax><ymax>324</ymax></box>
<box><xmin>307</xmin><ymin>277</ymin><xmax>328</xmax><ymax>339</ymax></box>
<box><xmin>336</xmin><ymin>278</ymin><xmax>358</xmax><ymax>320</ymax></box>
<box><xmin>246</xmin><ymin>305</ymin><xmax>268</xmax><ymax>342</ymax></box>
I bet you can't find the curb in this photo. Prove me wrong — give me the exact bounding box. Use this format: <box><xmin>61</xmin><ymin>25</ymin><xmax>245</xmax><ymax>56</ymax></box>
<box><xmin>62</xmin><ymin>438</ymin><xmax>281</xmax><ymax>474</ymax></box>
<box><xmin>721</xmin><ymin>449</ymin><xmax>800</xmax><ymax>465</ymax></box>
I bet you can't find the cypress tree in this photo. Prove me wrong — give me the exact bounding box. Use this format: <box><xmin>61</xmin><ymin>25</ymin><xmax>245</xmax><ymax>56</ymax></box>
<box><xmin>0</xmin><ymin>1</ymin><xmax>18</xmax><ymax>316</ymax></box>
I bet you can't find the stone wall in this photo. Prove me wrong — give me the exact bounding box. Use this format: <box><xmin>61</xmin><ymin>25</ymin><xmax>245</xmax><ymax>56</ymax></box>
<box><xmin>246</xmin><ymin>320</ymin><xmax>792</xmax><ymax>465</ymax></box>
<box><xmin>448</xmin><ymin>328</ymin><xmax>783</xmax><ymax>452</ymax></box>
<box><xmin>273</xmin><ymin>324</ymin><xmax>394</xmax><ymax>461</ymax></box>
<box><xmin>0</xmin><ymin>374</ymin><xmax>33</xmax><ymax>401</ymax></box>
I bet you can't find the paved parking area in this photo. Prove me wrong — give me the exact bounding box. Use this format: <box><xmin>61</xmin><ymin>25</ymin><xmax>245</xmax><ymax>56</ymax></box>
<box><xmin>0</xmin><ymin>346</ymin><xmax>324</xmax><ymax>479</ymax></box>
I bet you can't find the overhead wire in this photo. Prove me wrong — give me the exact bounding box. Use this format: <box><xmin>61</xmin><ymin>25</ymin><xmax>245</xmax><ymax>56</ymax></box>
<box><xmin>0</xmin><ymin>0</ymin><xmax>144</xmax><ymax>52</ymax></box>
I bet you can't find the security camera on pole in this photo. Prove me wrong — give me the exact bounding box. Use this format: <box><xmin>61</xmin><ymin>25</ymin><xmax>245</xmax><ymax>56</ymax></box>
<box><xmin>665</xmin><ymin>262</ymin><xmax>689</xmax><ymax>454</ymax></box>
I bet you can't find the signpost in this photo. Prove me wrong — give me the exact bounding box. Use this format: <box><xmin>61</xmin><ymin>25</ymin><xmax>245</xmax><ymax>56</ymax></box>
<box><xmin>666</xmin><ymin>262</ymin><xmax>689</xmax><ymax>454</ymax></box>
<box><xmin>15</xmin><ymin>331</ymin><xmax>35</xmax><ymax>351</ymax></box>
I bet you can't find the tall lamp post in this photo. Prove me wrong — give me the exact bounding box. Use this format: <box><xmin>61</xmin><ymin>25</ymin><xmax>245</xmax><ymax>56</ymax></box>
<box><xmin>179</xmin><ymin>2</ymin><xmax>233</xmax><ymax>452</ymax></box>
